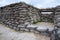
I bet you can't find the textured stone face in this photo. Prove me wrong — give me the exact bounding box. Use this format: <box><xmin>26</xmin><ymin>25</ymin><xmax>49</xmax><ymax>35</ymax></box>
<box><xmin>54</xmin><ymin>6</ymin><xmax>60</xmax><ymax>28</ymax></box>
<box><xmin>0</xmin><ymin>2</ymin><xmax>40</xmax><ymax>27</ymax></box>
<box><xmin>0</xmin><ymin>2</ymin><xmax>60</xmax><ymax>28</ymax></box>
<box><xmin>40</xmin><ymin>12</ymin><xmax>54</xmax><ymax>22</ymax></box>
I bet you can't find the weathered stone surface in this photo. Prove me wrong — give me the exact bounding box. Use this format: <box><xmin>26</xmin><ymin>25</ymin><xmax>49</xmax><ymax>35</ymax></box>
<box><xmin>54</xmin><ymin>6</ymin><xmax>60</xmax><ymax>28</ymax></box>
<box><xmin>0</xmin><ymin>2</ymin><xmax>60</xmax><ymax>31</ymax></box>
<box><xmin>0</xmin><ymin>2</ymin><xmax>40</xmax><ymax>30</ymax></box>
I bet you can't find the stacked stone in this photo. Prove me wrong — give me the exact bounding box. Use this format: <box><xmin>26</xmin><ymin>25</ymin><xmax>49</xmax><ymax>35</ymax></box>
<box><xmin>0</xmin><ymin>2</ymin><xmax>56</xmax><ymax>34</ymax></box>
<box><xmin>54</xmin><ymin>6</ymin><xmax>60</xmax><ymax>28</ymax></box>
<box><xmin>40</xmin><ymin>14</ymin><xmax>53</xmax><ymax>22</ymax></box>
<box><xmin>39</xmin><ymin>8</ymin><xmax>55</xmax><ymax>22</ymax></box>
<box><xmin>0</xmin><ymin>2</ymin><xmax>40</xmax><ymax>31</ymax></box>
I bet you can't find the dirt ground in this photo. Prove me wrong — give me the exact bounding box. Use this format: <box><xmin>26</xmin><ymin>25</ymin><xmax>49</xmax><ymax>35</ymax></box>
<box><xmin>34</xmin><ymin>33</ymin><xmax>50</xmax><ymax>40</ymax></box>
<box><xmin>34</xmin><ymin>22</ymin><xmax>54</xmax><ymax>28</ymax></box>
<box><xmin>0</xmin><ymin>22</ymin><xmax>54</xmax><ymax>40</ymax></box>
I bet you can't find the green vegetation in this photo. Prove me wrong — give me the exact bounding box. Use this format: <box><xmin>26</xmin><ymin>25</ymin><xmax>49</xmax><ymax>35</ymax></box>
<box><xmin>32</xmin><ymin>18</ymin><xmax>54</xmax><ymax>24</ymax></box>
<box><xmin>32</xmin><ymin>19</ymin><xmax>42</xmax><ymax>24</ymax></box>
<box><xmin>32</xmin><ymin>20</ymin><xmax>38</xmax><ymax>24</ymax></box>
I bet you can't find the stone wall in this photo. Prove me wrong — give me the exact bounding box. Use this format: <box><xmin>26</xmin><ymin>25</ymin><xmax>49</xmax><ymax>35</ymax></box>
<box><xmin>39</xmin><ymin>8</ymin><xmax>55</xmax><ymax>23</ymax></box>
<box><xmin>0</xmin><ymin>2</ymin><xmax>40</xmax><ymax>26</ymax></box>
<box><xmin>54</xmin><ymin>6</ymin><xmax>60</xmax><ymax>28</ymax></box>
<box><xmin>0</xmin><ymin>2</ymin><xmax>60</xmax><ymax>28</ymax></box>
<box><xmin>40</xmin><ymin>13</ymin><xmax>54</xmax><ymax>22</ymax></box>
